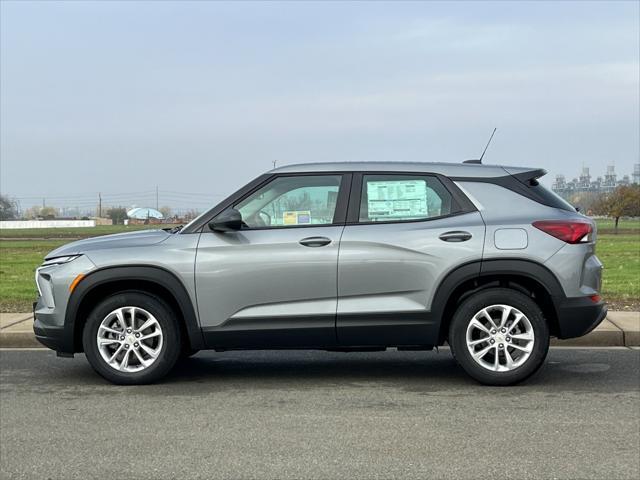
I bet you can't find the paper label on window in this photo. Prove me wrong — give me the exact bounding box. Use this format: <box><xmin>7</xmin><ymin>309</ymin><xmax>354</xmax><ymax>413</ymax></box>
<box><xmin>283</xmin><ymin>211</ymin><xmax>311</xmax><ymax>225</ymax></box>
<box><xmin>367</xmin><ymin>180</ymin><xmax>428</xmax><ymax>219</ymax></box>
<box><xmin>297</xmin><ymin>211</ymin><xmax>311</xmax><ymax>224</ymax></box>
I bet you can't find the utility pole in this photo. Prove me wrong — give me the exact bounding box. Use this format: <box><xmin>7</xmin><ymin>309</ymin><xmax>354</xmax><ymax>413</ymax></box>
<box><xmin>272</xmin><ymin>160</ymin><xmax>277</xmax><ymax>169</ymax></box>
<box><xmin>156</xmin><ymin>186</ymin><xmax>159</xmax><ymax>210</ymax></box>
<box><xmin>42</xmin><ymin>198</ymin><xmax>45</xmax><ymax>209</ymax></box>
<box><xmin>98</xmin><ymin>192</ymin><xmax>102</xmax><ymax>218</ymax></box>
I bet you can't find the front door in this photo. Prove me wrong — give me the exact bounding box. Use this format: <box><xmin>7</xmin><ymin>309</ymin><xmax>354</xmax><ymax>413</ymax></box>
<box><xmin>195</xmin><ymin>173</ymin><xmax>350</xmax><ymax>349</ymax></box>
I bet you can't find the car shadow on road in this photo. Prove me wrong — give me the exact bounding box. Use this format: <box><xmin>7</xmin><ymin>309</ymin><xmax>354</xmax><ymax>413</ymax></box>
<box><xmin>3</xmin><ymin>348</ymin><xmax>636</xmax><ymax>393</ymax></box>
<box><xmin>151</xmin><ymin>349</ymin><xmax>637</xmax><ymax>393</ymax></box>
<box><xmin>169</xmin><ymin>350</ymin><xmax>467</xmax><ymax>386</ymax></box>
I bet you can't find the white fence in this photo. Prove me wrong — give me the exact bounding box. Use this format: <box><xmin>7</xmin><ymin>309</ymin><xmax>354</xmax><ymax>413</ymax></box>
<box><xmin>0</xmin><ymin>220</ymin><xmax>96</xmax><ymax>229</ymax></box>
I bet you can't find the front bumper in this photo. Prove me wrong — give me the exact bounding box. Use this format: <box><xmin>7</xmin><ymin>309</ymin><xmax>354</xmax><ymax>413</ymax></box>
<box><xmin>32</xmin><ymin>255</ymin><xmax>96</xmax><ymax>353</ymax></box>
<box><xmin>33</xmin><ymin>318</ymin><xmax>67</xmax><ymax>351</ymax></box>
<box><xmin>554</xmin><ymin>296</ymin><xmax>608</xmax><ymax>339</ymax></box>
<box><xmin>33</xmin><ymin>296</ymin><xmax>74</xmax><ymax>353</ymax></box>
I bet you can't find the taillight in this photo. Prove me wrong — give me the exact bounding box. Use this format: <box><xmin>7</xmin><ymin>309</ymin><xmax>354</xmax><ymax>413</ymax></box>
<box><xmin>532</xmin><ymin>220</ymin><xmax>592</xmax><ymax>244</ymax></box>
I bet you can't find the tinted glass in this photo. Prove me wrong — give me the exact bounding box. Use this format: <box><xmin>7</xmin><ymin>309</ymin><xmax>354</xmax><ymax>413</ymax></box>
<box><xmin>529</xmin><ymin>180</ymin><xmax>576</xmax><ymax>212</ymax></box>
<box><xmin>236</xmin><ymin>175</ymin><xmax>342</xmax><ymax>228</ymax></box>
<box><xmin>359</xmin><ymin>174</ymin><xmax>453</xmax><ymax>222</ymax></box>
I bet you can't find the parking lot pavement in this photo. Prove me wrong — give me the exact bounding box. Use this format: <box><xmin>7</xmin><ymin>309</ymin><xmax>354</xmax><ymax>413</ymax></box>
<box><xmin>1</xmin><ymin>348</ymin><xmax>639</xmax><ymax>480</ymax></box>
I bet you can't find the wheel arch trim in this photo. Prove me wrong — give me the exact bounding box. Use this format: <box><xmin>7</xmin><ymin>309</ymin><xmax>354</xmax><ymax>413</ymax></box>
<box><xmin>431</xmin><ymin>258</ymin><xmax>565</xmax><ymax>343</ymax></box>
<box><xmin>65</xmin><ymin>265</ymin><xmax>204</xmax><ymax>352</ymax></box>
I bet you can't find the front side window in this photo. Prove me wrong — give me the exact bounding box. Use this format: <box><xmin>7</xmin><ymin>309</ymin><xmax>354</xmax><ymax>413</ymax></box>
<box><xmin>359</xmin><ymin>174</ymin><xmax>453</xmax><ymax>222</ymax></box>
<box><xmin>236</xmin><ymin>175</ymin><xmax>342</xmax><ymax>228</ymax></box>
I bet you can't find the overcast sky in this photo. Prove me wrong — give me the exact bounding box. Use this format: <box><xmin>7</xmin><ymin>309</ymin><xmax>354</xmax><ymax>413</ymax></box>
<box><xmin>1</xmin><ymin>1</ymin><xmax>638</xmax><ymax>210</ymax></box>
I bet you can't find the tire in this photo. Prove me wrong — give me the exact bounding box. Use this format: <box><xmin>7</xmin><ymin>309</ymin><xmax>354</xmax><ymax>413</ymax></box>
<box><xmin>82</xmin><ymin>291</ymin><xmax>181</xmax><ymax>385</ymax></box>
<box><xmin>448</xmin><ymin>288</ymin><xmax>550</xmax><ymax>386</ymax></box>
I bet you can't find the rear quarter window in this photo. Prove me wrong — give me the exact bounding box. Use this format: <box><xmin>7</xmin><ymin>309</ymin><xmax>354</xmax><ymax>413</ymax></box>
<box><xmin>527</xmin><ymin>179</ymin><xmax>576</xmax><ymax>212</ymax></box>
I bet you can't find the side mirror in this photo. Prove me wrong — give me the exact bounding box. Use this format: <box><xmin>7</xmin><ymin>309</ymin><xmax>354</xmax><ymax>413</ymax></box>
<box><xmin>209</xmin><ymin>208</ymin><xmax>243</xmax><ymax>232</ymax></box>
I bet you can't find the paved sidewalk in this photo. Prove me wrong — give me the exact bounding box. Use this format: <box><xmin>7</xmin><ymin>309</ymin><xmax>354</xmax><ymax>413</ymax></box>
<box><xmin>1</xmin><ymin>311</ymin><xmax>639</xmax><ymax>349</ymax></box>
<box><xmin>0</xmin><ymin>313</ymin><xmax>39</xmax><ymax>348</ymax></box>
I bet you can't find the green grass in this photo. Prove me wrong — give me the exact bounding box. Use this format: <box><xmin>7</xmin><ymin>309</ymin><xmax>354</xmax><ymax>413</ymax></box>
<box><xmin>598</xmin><ymin>233</ymin><xmax>639</xmax><ymax>305</ymax></box>
<box><xmin>0</xmin><ymin>240</ymin><xmax>68</xmax><ymax>311</ymax></box>
<box><xmin>595</xmin><ymin>217</ymin><xmax>640</xmax><ymax>233</ymax></box>
<box><xmin>0</xmin><ymin>221</ymin><xmax>638</xmax><ymax>312</ymax></box>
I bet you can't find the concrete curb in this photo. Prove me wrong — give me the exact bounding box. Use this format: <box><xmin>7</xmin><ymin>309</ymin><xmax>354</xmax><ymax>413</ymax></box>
<box><xmin>607</xmin><ymin>311</ymin><xmax>640</xmax><ymax>346</ymax></box>
<box><xmin>0</xmin><ymin>313</ymin><xmax>41</xmax><ymax>348</ymax></box>
<box><xmin>1</xmin><ymin>312</ymin><xmax>638</xmax><ymax>349</ymax></box>
<box><xmin>0</xmin><ymin>331</ymin><xmax>42</xmax><ymax>348</ymax></box>
<box><xmin>551</xmin><ymin>319</ymin><xmax>626</xmax><ymax>347</ymax></box>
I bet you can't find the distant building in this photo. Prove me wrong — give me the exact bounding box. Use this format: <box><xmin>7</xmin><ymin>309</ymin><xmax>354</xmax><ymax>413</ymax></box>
<box><xmin>552</xmin><ymin>164</ymin><xmax>639</xmax><ymax>199</ymax></box>
<box><xmin>125</xmin><ymin>207</ymin><xmax>165</xmax><ymax>225</ymax></box>
<box><xmin>126</xmin><ymin>207</ymin><xmax>164</xmax><ymax>220</ymax></box>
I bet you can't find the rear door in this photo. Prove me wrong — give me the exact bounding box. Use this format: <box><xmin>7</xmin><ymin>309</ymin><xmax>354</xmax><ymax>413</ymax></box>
<box><xmin>336</xmin><ymin>172</ymin><xmax>485</xmax><ymax>346</ymax></box>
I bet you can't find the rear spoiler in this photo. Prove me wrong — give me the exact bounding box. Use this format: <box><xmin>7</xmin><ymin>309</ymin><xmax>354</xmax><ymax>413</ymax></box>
<box><xmin>504</xmin><ymin>168</ymin><xmax>548</xmax><ymax>186</ymax></box>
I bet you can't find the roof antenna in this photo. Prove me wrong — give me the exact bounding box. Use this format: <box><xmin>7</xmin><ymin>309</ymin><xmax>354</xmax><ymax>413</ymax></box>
<box><xmin>463</xmin><ymin>127</ymin><xmax>497</xmax><ymax>164</ymax></box>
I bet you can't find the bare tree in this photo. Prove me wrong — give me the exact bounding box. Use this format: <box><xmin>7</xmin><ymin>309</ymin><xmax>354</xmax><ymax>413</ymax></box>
<box><xmin>159</xmin><ymin>206</ymin><xmax>173</xmax><ymax>219</ymax></box>
<box><xmin>0</xmin><ymin>194</ymin><xmax>18</xmax><ymax>220</ymax></box>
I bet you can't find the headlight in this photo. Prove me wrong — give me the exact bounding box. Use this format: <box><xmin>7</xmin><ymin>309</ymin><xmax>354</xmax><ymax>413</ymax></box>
<box><xmin>41</xmin><ymin>255</ymin><xmax>81</xmax><ymax>267</ymax></box>
<box><xmin>36</xmin><ymin>255</ymin><xmax>83</xmax><ymax>302</ymax></box>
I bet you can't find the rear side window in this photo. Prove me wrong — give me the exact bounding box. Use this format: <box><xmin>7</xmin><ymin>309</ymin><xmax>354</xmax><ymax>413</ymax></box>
<box><xmin>359</xmin><ymin>174</ymin><xmax>453</xmax><ymax>222</ymax></box>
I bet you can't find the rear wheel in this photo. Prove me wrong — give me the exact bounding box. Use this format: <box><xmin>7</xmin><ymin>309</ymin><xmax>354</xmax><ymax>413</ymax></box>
<box><xmin>449</xmin><ymin>288</ymin><xmax>550</xmax><ymax>386</ymax></box>
<box><xmin>82</xmin><ymin>291</ymin><xmax>181</xmax><ymax>385</ymax></box>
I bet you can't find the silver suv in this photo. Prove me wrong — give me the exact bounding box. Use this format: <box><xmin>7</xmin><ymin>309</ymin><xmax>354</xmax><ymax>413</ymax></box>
<box><xmin>33</xmin><ymin>162</ymin><xmax>606</xmax><ymax>385</ymax></box>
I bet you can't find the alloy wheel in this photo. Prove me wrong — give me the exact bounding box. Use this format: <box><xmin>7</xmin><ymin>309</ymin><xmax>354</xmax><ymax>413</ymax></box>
<box><xmin>465</xmin><ymin>304</ymin><xmax>535</xmax><ymax>372</ymax></box>
<box><xmin>96</xmin><ymin>306</ymin><xmax>164</xmax><ymax>373</ymax></box>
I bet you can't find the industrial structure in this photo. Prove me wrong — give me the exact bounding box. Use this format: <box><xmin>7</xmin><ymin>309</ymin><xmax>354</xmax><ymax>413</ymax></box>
<box><xmin>552</xmin><ymin>164</ymin><xmax>640</xmax><ymax>199</ymax></box>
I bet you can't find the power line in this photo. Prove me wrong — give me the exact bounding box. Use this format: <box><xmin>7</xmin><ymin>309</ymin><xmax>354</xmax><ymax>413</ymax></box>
<box><xmin>11</xmin><ymin>190</ymin><xmax>157</xmax><ymax>200</ymax></box>
<box><xmin>10</xmin><ymin>189</ymin><xmax>225</xmax><ymax>201</ymax></box>
<box><xmin>160</xmin><ymin>190</ymin><xmax>227</xmax><ymax>198</ymax></box>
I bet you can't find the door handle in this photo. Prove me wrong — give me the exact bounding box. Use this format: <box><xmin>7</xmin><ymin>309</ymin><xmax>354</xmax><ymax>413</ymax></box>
<box><xmin>439</xmin><ymin>231</ymin><xmax>472</xmax><ymax>242</ymax></box>
<box><xmin>299</xmin><ymin>236</ymin><xmax>332</xmax><ymax>247</ymax></box>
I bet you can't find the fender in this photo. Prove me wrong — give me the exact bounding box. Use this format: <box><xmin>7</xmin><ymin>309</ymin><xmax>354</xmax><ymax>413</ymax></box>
<box><xmin>429</xmin><ymin>261</ymin><xmax>482</xmax><ymax>322</ymax></box>
<box><xmin>430</xmin><ymin>258</ymin><xmax>565</xmax><ymax>342</ymax></box>
<box><xmin>479</xmin><ymin>259</ymin><xmax>564</xmax><ymax>297</ymax></box>
<box><xmin>65</xmin><ymin>265</ymin><xmax>204</xmax><ymax>352</ymax></box>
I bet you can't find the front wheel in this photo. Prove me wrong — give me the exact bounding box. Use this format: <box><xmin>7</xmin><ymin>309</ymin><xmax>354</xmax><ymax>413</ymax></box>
<box><xmin>82</xmin><ymin>291</ymin><xmax>181</xmax><ymax>385</ymax></box>
<box><xmin>449</xmin><ymin>288</ymin><xmax>550</xmax><ymax>386</ymax></box>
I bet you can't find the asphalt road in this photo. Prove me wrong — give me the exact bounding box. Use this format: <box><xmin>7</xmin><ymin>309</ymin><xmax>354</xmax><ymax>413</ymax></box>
<box><xmin>1</xmin><ymin>348</ymin><xmax>639</xmax><ymax>480</ymax></box>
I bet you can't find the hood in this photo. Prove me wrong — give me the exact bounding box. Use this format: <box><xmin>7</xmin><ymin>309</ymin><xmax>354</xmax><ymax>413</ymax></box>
<box><xmin>45</xmin><ymin>229</ymin><xmax>171</xmax><ymax>259</ymax></box>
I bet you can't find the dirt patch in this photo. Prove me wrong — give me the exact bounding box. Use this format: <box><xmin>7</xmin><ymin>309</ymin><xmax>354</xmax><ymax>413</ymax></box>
<box><xmin>605</xmin><ymin>298</ymin><xmax>640</xmax><ymax>312</ymax></box>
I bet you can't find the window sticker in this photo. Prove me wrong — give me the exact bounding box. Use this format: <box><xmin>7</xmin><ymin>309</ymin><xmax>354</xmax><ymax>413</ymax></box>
<box><xmin>283</xmin><ymin>211</ymin><xmax>311</xmax><ymax>225</ymax></box>
<box><xmin>297</xmin><ymin>211</ymin><xmax>311</xmax><ymax>224</ymax></box>
<box><xmin>367</xmin><ymin>180</ymin><xmax>428</xmax><ymax>220</ymax></box>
